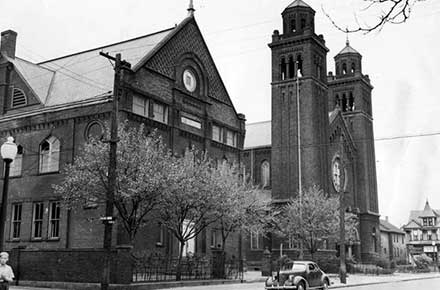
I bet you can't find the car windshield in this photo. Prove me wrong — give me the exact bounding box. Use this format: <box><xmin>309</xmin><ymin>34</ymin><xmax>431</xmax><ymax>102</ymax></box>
<box><xmin>281</xmin><ymin>262</ymin><xmax>306</xmax><ymax>272</ymax></box>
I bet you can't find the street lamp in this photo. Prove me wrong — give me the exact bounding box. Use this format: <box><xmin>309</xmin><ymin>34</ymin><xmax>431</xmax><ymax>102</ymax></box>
<box><xmin>0</xmin><ymin>136</ymin><xmax>17</xmax><ymax>251</ymax></box>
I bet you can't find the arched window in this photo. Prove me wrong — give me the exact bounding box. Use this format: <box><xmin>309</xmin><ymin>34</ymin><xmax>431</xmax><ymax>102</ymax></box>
<box><xmin>291</xmin><ymin>18</ymin><xmax>296</xmax><ymax>32</ymax></box>
<box><xmin>280</xmin><ymin>57</ymin><xmax>287</xmax><ymax>80</ymax></box>
<box><xmin>39</xmin><ymin>136</ymin><xmax>60</xmax><ymax>173</ymax></box>
<box><xmin>288</xmin><ymin>56</ymin><xmax>295</xmax><ymax>79</ymax></box>
<box><xmin>342</xmin><ymin>63</ymin><xmax>347</xmax><ymax>75</ymax></box>
<box><xmin>296</xmin><ymin>54</ymin><xmax>303</xmax><ymax>76</ymax></box>
<box><xmin>335</xmin><ymin>94</ymin><xmax>340</xmax><ymax>108</ymax></box>
<box><xmin>261</xmin><ymin>160</ymin><xmax>270</xmax><ymax>188</ymax></box>
<box><xmin>349</xmin><ymin>92</ymin><xmax>355</xmax><ymax>111</ymax></box>
<box><xmin>336</xmin><ymin>64</ymin><xmax>340</xmax><ymax>75</ymax></box>
<box><xmin>300</xmin><ymin>18</ymin><xmax>306</xmax><ymax>29</ymax></box>
<box><xmin>351</xmin><ymin>62</ymin><xmax>356</xmax><ymax>74</ymax></box>
<box><xmin>342</xmin><ymin>94</ymin><xmax>347</xmax><ymax>112</ymax></box>
<box><xmin>10</xmin><ymin>145</ymin><xmax>23</xmax><ymax>177</ymax></box>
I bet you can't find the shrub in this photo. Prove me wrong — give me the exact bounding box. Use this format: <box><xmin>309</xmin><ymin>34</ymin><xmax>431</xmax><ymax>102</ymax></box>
<box><xmin>316</xmin><ymin>257</ymin><xmax>340</xmax><ymax>274</ymax></box>
<box><xmin>375</xmin><ymin>256</ymin><xmax>391</xmax><ymax>269</ymax></box>
<box><xmin>413</xmin><ymin>254</ymin><xmax>432</xmax><ymax>269</ymax></box>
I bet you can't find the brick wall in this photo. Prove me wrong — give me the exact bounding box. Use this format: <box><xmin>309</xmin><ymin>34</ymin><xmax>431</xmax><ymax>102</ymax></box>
<box><xmin>9</xmin><ymin>247</ymin><xmax>133</xmax><ymax>284</ymax></box>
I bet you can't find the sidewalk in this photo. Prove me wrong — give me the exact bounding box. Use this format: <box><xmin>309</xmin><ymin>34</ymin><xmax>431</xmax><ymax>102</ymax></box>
<box><xmin>7</xmin><ymin>272</ymin><xmax>440</xmax><ymax>290</ymax></box>
<box><xmin>329</xmin><ymin>272</ymin><xmax>440</xmax><ymax>288</ymax></box>
<box><xmin>244</xmin><ymin>270</ymin><xmax>440</xmax><ymax>288</ymax></box>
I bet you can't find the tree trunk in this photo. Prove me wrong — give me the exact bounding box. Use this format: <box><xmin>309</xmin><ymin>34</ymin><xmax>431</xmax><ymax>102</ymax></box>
<box><xmin>176</xmin><ymin>241</ymin><xmax>185</xmax><ymax>281</ymax></box>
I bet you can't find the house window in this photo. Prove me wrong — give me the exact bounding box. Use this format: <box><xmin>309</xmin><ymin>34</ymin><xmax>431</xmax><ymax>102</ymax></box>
<box><xmin>182</xmin><ymin>220</ymin><xmax>195</xmax><ymax>257</ymax></box>
<box><xmin>181</xmin><ymin>116</ymin><xmax>202</xmax><ymax>129</ymax></box>
<box><xmin>39</xmin><ymin>136</ymin><xmax>60</xmax><ymax>173</ymax></box>
<box><xmin>288</xmin><ymin>235</ymin><xmax>299</xmax><ymax>249</ymax></box>
<box><xmin>210</xmin><ymin>229</ymin><xmax>222</xmax><ymax>249</ymax></box>
<box><xmin>11</xmin><ymin>88</ymin><xmax>27</xmax><ymax>107</ymax></box>
<box><xmin>152</xmin><ymin>102</ymin><xmax>168</xmax><ymax>124</ymax></box>
<box><xmin>48</xmin><ymin>201</ymin><xmax>61</xmax><ymax>239</ymax></box>
<box><xmin>132</xmin><ymin>95</ymin><xmax>149</xmax><ymax>117</ymax></box>
<box><xmin>10</xmin><ymin>203</ymin><xmax>22</xmax><ymax>240</ymax></box>
<box><xmin>250</xmin><ymin>231</ymin><xmax>260</xmax><ymax>249</ymax></box>
<box><xmin>226</xmin><ymin>130</ymin><xmax>236</xmax><ymax>147</ymax></box>
<box><xmin>212</xmin><ymin>125</ymin><xmax>222</xmax><ymax>142</ymax></box>
<box><xmin>9</xmin><ymin>145</ymin><xmax>23</xmax><ymax>177</ymax></box>
<box><xmin>428</xmin><ymin>218</ymin><xmax>434</xmax><ymax>226</ymax></box>
<box><xmin>32</xmin><ymin>202</ymin><xmax>44</xmax><ymax>239</ymax></box>
<box><xmin>261</xmin><ymin>160</ymin><xmax>270</xmax><ymax>188</ymax></box>
<box><xmin>157</xmin><ymin>224</ymin><xmax>165</xmax><ymax>246</ymax></box>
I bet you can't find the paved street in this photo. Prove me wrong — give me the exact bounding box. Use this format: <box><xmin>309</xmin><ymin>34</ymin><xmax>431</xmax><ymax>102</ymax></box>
<box><xmin>338</xmin><ymin>277</ymin><xmax>440</xmax><ymax>290</ymax></box>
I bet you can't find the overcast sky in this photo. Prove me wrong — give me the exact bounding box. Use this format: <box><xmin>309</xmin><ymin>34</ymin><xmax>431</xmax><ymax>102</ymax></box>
<box><xmin>1</xmin><ymin>0</ymin><xmax>439</xmax><ymax>227</ymax></box>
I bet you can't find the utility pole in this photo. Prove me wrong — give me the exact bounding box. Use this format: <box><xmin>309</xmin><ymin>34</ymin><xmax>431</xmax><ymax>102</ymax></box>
<box><xmin>99</xmin><ymin>52</ymin><xmax>131</xmax><ymax>290</ymax></box>
<box><xmin>296</xmin><ymin>66</ymin><xmax>303</xmax><ymax>260</ymax></box>
<box><xmin>339</xmin><ymin>190</ymin><xmax>347</xmax><ymax>284</ymax></box>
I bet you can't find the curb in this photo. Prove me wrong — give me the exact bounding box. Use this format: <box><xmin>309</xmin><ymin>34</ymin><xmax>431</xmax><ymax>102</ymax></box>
<box><xmin>330</xmin><ymin>275</ymin><xmax>440</xmax><ymax>288</ymax></box>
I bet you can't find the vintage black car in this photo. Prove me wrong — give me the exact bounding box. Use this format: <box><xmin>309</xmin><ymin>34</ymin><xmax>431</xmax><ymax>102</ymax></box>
<box><xmin>265</xmin><ymin>261</ymin><xmax>330</xmax><ymax>290</ymax></box>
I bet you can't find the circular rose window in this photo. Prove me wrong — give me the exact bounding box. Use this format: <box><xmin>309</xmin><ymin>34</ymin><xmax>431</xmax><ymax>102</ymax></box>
<box><xmin>183</xmin><ymin>69</ymin><xmax>197</xmax><ymax>92</ymax></box>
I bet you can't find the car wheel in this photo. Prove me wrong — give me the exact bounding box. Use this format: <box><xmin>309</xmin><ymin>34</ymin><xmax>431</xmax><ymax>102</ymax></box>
<box><xmin>322</xmin><ymin>280</ymin><xmax>329</xmax><ymax>290</ymax></box>
<box><xmin>297</xmin><ymin>282</ymin><xmax>305</xmax><ymax>290</ymax></box>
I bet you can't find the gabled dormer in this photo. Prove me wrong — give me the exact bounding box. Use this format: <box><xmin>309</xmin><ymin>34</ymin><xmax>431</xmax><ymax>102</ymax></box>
<box><xmin>0</xmin><ymin>30</ymin><xmax>50</xmax><ymax>115</ymax></box>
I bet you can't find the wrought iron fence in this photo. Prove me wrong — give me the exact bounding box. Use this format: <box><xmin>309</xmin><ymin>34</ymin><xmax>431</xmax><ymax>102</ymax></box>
<box><xmin>132</xmin><ymin>253</ymin><xmax>243</xmax><ymax>282</ymax></box>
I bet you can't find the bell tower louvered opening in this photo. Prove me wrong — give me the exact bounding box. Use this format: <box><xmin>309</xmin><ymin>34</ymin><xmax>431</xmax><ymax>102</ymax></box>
<box><xmin>12</xmin><ymin>88</ymin><xmax>27</xmax><ymax>107</ymax></box>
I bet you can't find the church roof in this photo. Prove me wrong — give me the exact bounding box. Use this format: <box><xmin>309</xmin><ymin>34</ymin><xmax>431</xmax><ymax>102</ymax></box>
<box><xmin>37</xmin><ymin>27</ymin><xmax>175</xmax><ymax>107</ymax></box>
<box><xmin>286</xmin><ymin>0</ymin><xmax>312</xmax><ymax>8</ymax></box>
<box><xmin>380</xmin><ymin>219</ymin><xmax>405</xmax><ymax>234</ymax></box>
<box><xmin>244</xmin><ymin>120</ymin><xmax>271</xmax><ymax>149</ymax></box>
<box><xmin>336</xmin><ymin>40</ymin><xmax>360</xmax><ymax>56</ymax></box>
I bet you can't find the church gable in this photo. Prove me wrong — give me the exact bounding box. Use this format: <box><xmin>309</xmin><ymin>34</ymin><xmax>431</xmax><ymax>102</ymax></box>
<box><xmin>142</xmin><ymin>17</ymin><xmax>234</xmax><ymax>106</ymax></box>
<box><xmin>329</xmin><ymin>110</ymin><xmax>356</xmax><ymax>152</ymax></box>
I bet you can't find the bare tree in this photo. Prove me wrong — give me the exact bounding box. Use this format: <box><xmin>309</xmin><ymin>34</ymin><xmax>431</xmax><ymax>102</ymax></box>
<box><xmin>323</xmin><ymin>0</ymin><xmax>427</xmax><ymax>33</ymax></box>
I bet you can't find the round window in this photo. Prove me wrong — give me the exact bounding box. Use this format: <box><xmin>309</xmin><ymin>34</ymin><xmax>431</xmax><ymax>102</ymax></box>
<box><xmin>183</xmin><ymin>69</ymin><xmax>197</xmax><ymax>92</ymax></box>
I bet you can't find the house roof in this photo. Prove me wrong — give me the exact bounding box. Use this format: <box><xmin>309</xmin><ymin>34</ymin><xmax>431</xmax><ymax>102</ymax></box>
<box><xmin>380</xmin><ymin>219</ymin><xmax>405</xmax><ymax>234</ymax></box>
<box><xmin>244</xmin><ymin>120</ymin><xmax>271</xmax><ymax>149</ymax></box>
<box><xmin>403</xmin><ymin>201</ymin><xmax>440</xmax><ymax>229</ymax></box>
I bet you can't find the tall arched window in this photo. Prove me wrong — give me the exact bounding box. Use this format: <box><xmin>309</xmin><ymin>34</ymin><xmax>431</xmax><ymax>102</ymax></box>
<box><xmin>39</xmin><ymin>136</ymin><xmax>60</xmax><ymax>173</ymax></box>
<box><xmin>288</xmin><ymin>56</ymin><xmax>295</xmax><ymax>79</ymax></box>
<box><xmin>280</xmin><ymin>57</ymin><xmax>287</xmax><ymax>80</ymax></box>
<box><xmin>296</xmin><ymin>54</ymin><xmax>303</xmax><ymax>76</ymax></box>
<box><xmin>335</xmin><ymin>94</ymin><xmax>340</xmax><ymax>108</ymax></box>
<box><xmin>351</xmin><ymin>62</ymin><xmax>356</xmax><ymax>74</ymax></box>
<box><xmin>261</xmin><ymin>160</ymin><xmax>270</xmax><ymax>188</ymax></box>
<box><xmin>291</xmin><ymin>17</ymin><xmax>296</xmax><ymax>32</ymax></box>
<box><xmin>342</xmin><ymin>63</ymin><xmax>347</xmax><ymax>75</ymax></box>
<box><xmin>342</xmin><ymin>94</ymin><xmax>347</xmax><ymax>112</ymax></box>
<box><xmin>349</xmin><ymin>92</ymin><xmax>355</xmax><ymax>111</ymax></box>
<box><xmin>10</xmin><ymin>145</ymin><xmax>23</xmax><ymax>177</ymax></box>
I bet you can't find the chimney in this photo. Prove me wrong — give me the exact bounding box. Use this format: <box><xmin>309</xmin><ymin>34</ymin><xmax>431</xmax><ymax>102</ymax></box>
<box><xmin>1</xmin><ymin>30</ymin><xmax>17</xmax><ymax>59</ymax></box>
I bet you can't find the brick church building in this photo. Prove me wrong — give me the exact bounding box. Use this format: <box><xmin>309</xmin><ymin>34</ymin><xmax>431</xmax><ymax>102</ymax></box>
<box><xmin>243</xmin><ymin>0</ymin><xmax>380</xmax><ymax>264</ymax></box>
<box><xmin>0</xmin><ymin>6</ymin><xmax>245</xmax><ymax>258</ymax></box>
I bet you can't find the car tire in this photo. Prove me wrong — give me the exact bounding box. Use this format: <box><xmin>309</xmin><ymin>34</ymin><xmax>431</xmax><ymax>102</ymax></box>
<box><xmin>322</xmin><ymin>279</ymin><xmax>329</xmax><ymax>290</ymax></box>
<box><xmin>297</xmin><ymin>282</ymin><xmax>305</xmax><ymax>290</ymax></box>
